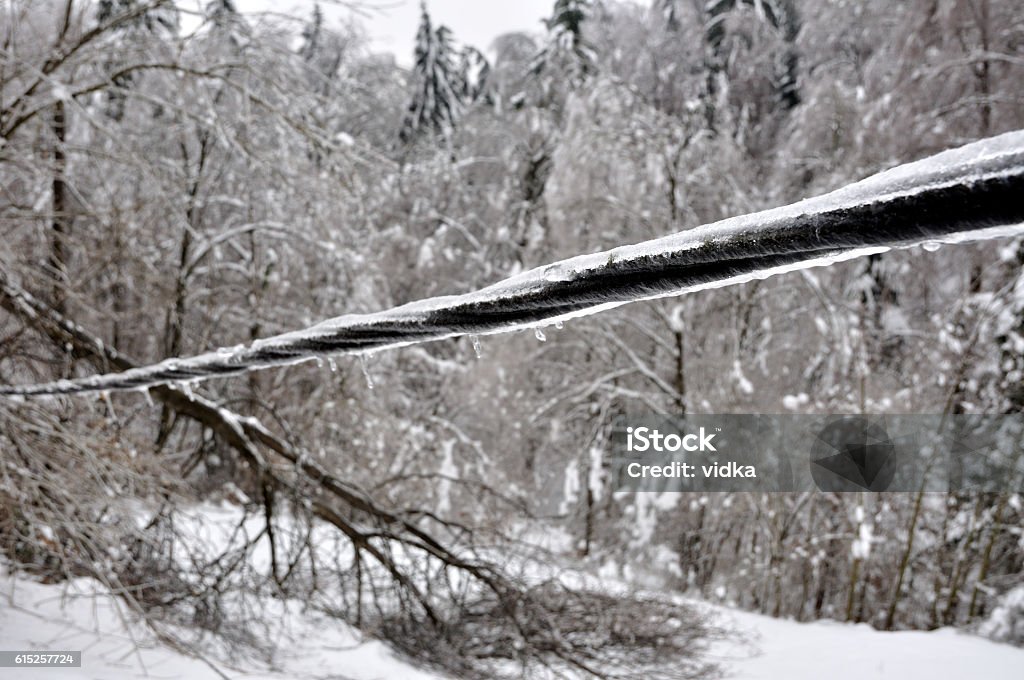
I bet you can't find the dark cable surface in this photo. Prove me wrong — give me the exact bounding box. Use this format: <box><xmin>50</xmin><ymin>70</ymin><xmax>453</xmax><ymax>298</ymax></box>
<box><xmin>3</xmin><ymin>131</ymin><xmax>1024</xmax><ymax>397</ymax></box>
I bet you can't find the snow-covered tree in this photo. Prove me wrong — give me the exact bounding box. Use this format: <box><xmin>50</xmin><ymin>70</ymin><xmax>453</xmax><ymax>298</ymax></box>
<box><xmin>98</xmin><ymin>0</ymin><xmax>178</xmax><ymax>33</ymax></box>
<box><xmin>96</xmin><ymin>0</ymin><xmax>179</xmax><ymax>121</ymax></box>
<box><xmin>703</xmin><ymin>0</ymin><xmax>801</xmax><ymax>126</ymax></box>
<box><xmin>531</xmin><ymin>0</ymin><xmax>597</xmax><ymax>89</ymax></box>
<box><xmin>399</xmin><ymin>3</ymin><xmax>462</xmax><ymax>144</ymax></box>
<box><xmin>3</xmin><ymin>1</ymin><xmax>1024</xmax><ymax>675</ymax></box>
<box><xmin>298</xmin><ymin>3</ymin><xmax>325</xmax><ymax>63</ymax></box>
<box><xmin>455</xmin><ymin>45</ymin><xmax>490</xmax><ymax>105</ymax></box>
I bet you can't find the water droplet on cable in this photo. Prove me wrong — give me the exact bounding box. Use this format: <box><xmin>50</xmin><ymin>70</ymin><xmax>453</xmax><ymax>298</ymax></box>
<box><xmin>471</xmin><ymin>335</ymin><xmax>483</xmax><ymax>359</ymax></box>
<box><xmin>359</xmin><ymin>355</ymin><xmax>374</xmax><ymax>389</ymax></box>
<box><xmin>922</xmin><ymin>241</ymin><xmax>942</xmax><ymax>252</ymax></box>
<box><xmin>534</xmin><ymin>328</ymin><xmax>546</xmax><ymax>342</ymax></box>
<box><xmin>101</xmin><ymin>390</ymin><xmax>116</xmax><ymax>421</ymax></box>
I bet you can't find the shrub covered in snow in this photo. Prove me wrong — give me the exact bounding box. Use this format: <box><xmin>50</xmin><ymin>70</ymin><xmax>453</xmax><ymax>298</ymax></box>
<box><xmin>981</xmin><ymin>585</ymin><xmax>1024</xmax><ymax>647</ymax></box>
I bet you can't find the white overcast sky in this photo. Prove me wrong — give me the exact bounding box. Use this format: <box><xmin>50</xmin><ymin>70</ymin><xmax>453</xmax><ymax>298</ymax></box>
<box><xmin>218</xmin><ymin>0</ymin><xmax>558</xmax><ymax>66</ymax></box>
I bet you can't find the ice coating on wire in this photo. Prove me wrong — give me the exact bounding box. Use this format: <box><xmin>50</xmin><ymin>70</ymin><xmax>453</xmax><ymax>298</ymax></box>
<box><xmin>3</xmin><ymin>129</ymin><xmax>1024</xmax><ymax>397</ymax></box>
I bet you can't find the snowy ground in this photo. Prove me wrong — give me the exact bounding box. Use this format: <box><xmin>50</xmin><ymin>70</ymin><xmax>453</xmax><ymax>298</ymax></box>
<box><xmin>0</xmin><ymin>568</ymin><xmax>441</xmax><ymax>680</ymax></box>
<box><xmin>4</xmin><ymin>565</ymin><xmax>1024</xmax><ymax>680</ymax></box>
<box><xmin>709</xmin><ymin>605</ymin><xmax>1024</xmax><ymax>680</ymax></box>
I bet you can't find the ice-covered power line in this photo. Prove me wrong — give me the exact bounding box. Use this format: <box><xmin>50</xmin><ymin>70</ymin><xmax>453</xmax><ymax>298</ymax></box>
<box><xmin>3</xmin><ymin>130</ymin><xmax>1024</xmax><ymax>398</ymax></box>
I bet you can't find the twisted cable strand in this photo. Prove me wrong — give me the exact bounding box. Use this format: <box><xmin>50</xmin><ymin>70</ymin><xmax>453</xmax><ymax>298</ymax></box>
<box><xmin>3</xmin><ymin>131</ymin><xmax>1024</xmax><ymax>397</ymax></box>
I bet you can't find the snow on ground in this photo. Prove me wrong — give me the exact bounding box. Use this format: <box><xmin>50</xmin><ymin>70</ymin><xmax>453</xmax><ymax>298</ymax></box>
<box><xmin>709</xmin><ymin>605</ymin><xmax>1024</xmax><ymax>680</ymax></box>
<box><xmin>4</xmin><ymin>504</ymin><xmax>1023</xmax><ymax>680</ymax></box>
<box><xmin>0</xmin><ymin>567</ymin><xmax>446</xmax><ymax>680</ymax></box>
<box><xmin>5</xmin><ymin>564</ymin><xmax>1024</xmax><ymax>680</ymax></box>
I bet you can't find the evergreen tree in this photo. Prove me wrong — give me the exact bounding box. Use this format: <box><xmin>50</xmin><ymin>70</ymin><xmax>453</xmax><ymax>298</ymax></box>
<box><xmin>299</xmin><ymin>4</ymin><xmax>324</xmax><ymax>63</ymax></box>
<box><xmin>208</xmin><ymin>0</ymin><xmax>238</xmax><ymax>23</ymax></box>
<box><xmin>658</xmin><ymin>0</ymin><xmax>682</xmax><ymax>32</ymax></box>
<box><xmin>399</xmin><ymin>3</ymin><xmax>462</xmax><ymax>144</ymax></box>
<box><xmin>97</xmin><ymin>0</ymin><xmax>179</xmax><ymax>33</ymax></box>
<box><xmin>96</xmin><ymin>0</ymin><xmax>179</xmax><ymax>121</ymax></box>
<box><xmin>206</xmin><ymin>0</ymin><xmax>248</xmax><ymax>46</ymax></box>
<box><xmin>456</xmin><ymin>46</ymin><xmax>491</xmax><ymax>105</ymax></box>
<box><xmin>531</xmin><ymin>0</ymin><xmax>597</xmax><ymax>88</ymax></box>
<box><xmin>298</xmin><ymin>4</ymin><xmax>345</xmax><ymax>83</ymax></box>
<box><xmin>702</xmin><ymin>0</ymin><xmax>801</xmax><ymax>122</ymax></box>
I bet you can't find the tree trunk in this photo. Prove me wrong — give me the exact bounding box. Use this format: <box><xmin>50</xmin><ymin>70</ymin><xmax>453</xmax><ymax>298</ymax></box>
<box><xmin>885</xmin><ymin>486</ymin><xmax>925</xmax><ymax>630</ymax></box>
<box><xmin>49</xmin><ymin>101</ymin><xmax>68</xmax><ymax>316</ymax></box>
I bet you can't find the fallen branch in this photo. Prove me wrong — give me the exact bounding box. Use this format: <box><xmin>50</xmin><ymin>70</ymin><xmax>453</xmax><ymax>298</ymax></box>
<box><xmin>0</xmin><ymin>274</ymin><xmax>718</xmax><ymax>678</ymax></box>
<box><xmin>0</xmin><ymin>276</ymin><xmax>500</xmax><ymax>623</ymax></box>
